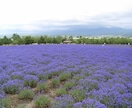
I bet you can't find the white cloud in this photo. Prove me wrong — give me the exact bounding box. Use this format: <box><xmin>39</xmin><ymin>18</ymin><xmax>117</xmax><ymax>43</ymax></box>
<box><xmin>0</xmin><ymin>0</ymin><xmax>132</xmax><ymax>34</ymax></box>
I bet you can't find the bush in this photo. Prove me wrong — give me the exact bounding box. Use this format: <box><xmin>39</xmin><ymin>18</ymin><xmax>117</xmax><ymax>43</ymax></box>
<box><xmin>55</xmin><ymin>88</ymin><xmax>67</xmax><ymax>96</ymax></box>
<box><xmin>0</xmin><ymin>98</ymin><xmax>11</xmax><ymax>108</ymax></box>
<box><xmin>73</xmin><ymin>76</ymin><xmax>84</xmax><ymax>82</ymax></box>
<box><xmin>18</xmin><ymin>89</ymin><xmax>34</xmax><ymax>100</ymax></box>
<box><xmin>37</xmin><ymin>82</ymin><xmax>49</xmax><ymax>92</ymax></box>
<box><xmin>0</xmin><ymin>74</ymin><xmax>9</xmax><ymax>85</ymax></box>
<box><xmin>10</xmin><ymin>72</ymin><xmax>24</xmax><ymax>80</ymax></box>
<box><xmin>51</xmin><ymin>78</ymin><xmax>60</xmax><ymax>88</ymax></box>
<box><xmin>37</xmin><ymin>73</ymin><xmax>48</xmax><ymax>80</ymax></box>
<box><xmin>52</xmin><ymin>71</ymin><xmax>59</xmax><ymax>76</ymax></box>
<box><xmin>52</xmin><ymin>95</ymin><xmax>74</xmax><ymax>108</ymax></box>
<box><xmin>24</xmin><ymin>75</ymin><xmax>38</xmax><ymax>88</ymax></box>
<box><xmin>64</xmin><ymin>81</ymin><xmax>76</xmax><ymax>90</ymax></box>
<box><xmin>47</xmin><ymin>71</ymin><xmax>59</xmax><ymax>79</ymax></box>
<box><xmin>17</xmin><ymin>104</ymin><xmax>26</xmax><ymax>108</ymax></box>
<box><xmin>35</xmin><ymin>95</ymin><xmax>50</xmax><ymax>108</ymax></box>
<box><xmin>69</xmin><ymin>89</ymin><xmax>85</xmax><ymax>102</ymax></box>
<box><xmin>3</xmin><ymin>79</ymin><xmax>23</xmax><ymax>94</ymax></box>
<box><xmin>59</xmin><ymin>73</ymin><xmax>72</xmax><ymax>82</ymax></box>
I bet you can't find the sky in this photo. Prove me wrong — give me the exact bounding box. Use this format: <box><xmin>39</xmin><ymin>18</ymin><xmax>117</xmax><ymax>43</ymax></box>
<box><xmin>0</xmin><ymin>0</ymin><xmax>132</xmax><ymax>36</ymax></box>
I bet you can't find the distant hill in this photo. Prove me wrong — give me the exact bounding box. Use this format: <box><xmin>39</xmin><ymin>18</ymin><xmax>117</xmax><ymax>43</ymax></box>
<box><xmin>0</xmin><ymin>25</ymin><xmax>132</xmax><ymax>37</ymax></box>
<box><xmin>43</xmin><ymin>25</ymin><xmax>132</xmax><ymax>37</ymax></box>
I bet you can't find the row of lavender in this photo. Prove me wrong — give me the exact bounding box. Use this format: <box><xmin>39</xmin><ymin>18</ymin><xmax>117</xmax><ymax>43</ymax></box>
<box><xmin>0</xmin><ymin>44</ymin><xmax>132</xmax><ymax>107</ymax></box>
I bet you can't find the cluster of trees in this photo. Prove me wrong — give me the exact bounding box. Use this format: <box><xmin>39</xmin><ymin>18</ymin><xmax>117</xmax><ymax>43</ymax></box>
<box><xmin>0</xmin><ymin>33</ymin><xmax>132</xmax><ymax>45</ymax></box>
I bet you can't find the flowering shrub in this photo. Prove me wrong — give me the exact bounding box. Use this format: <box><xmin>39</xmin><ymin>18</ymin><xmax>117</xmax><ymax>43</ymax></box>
<box><xmin>63</xmin><ymin>81</ymin><xmax>76</xmax><ymax>90</ymax></box>
<box><xmin>55</xmin><ymin>88</ymin><xmax>67</xmax><ymax>96</ymax></box>
<box><xmin>18</xmin><ymin>89</ymin><xmax>34</xmax><ymax>100</ymax></box>
<box><xmin>37</xmin><ymin>82</ymin><xmax>49</xmax><ymax>92</ymax></box>
<box><xmin>10</xmin><ymin>72</ymin><xmax>24</xmax><ymax>80</ymax></box>
<box><xmin>69</xmin><ymin>89</ymin><xmax>85</xmax><ymax>102</ymax></box>
<box><xmin>0</xmin><ymin>98</ymin><xmax>11</xmax><ymax>108</ymax></box>
<box><xmin>59</xmin><ymin>73</ymin><xmax>72</xmax><ymax>81</ymax></box>
<box><xmin>17</xmin><ymin>104</ymin><xmax>26</xmax><ymax>108</ymax></box>
<box><xmin>0</xmin><ymin>74</ymin><xmax>9</xmax><ymax>85</ymax></box>
<box><xmin>51</xmin><ymin>78</ymin><xmax>60</xmax><ymax>88</ymax></box>
<box><xmin>0</xmin><ymin>45</ymin><xmax>132</xmax><ymax>107</ymax></box>
<box><xmin>52</xmin><ymin>95</ymin><xmax>74</xmax><ymax>108</ymax></box>
<box><xmin>24</xmin><ymin>75</ymin><xmax>39</xmax><ymax>88</ymax></box>
<box><xmin>35</xmin><ymin>95</ymin><xmax>50</xmax><ymax>108</ymax></box>
<box><xmin>73</xmin><ymin>98</ymin><xmax>107</xmax><ymax>108</ymax></box>
<box><xmin>3</xmin><ymin>79</ymin><xmax>23</xmax><ymax>94</ymax></box>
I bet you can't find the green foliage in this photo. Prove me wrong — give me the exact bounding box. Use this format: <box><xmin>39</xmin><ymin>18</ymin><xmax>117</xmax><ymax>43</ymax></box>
<box><xmin>35</xmin><ymin>95</ymin><xmax>50</xmax><ymax>108</ymax></box>
<box><xmin>17</xmin><ymin>104</ymin><xmax>26</xmax><ymax>108</ymax></box>
<box><xmin>10</xmin><ymin>75</ymin><xmax>23</xmax><ymax>80</ymax></box>
<box><xmin>18</xmin><ymin>89</ymin><xmax>34</xmax><ymax>100</ymax></box>
<box><xmin>59</xmin><ymin>73</ymin><xmax>72</xmax><ymax>82</ymax></box>
<box><xmin>0</xmin><ymin>34</ymin><xmax>132</xmax><ymax>45</ymax></box>
<box><xmin>0</xmin><ymin>98</ymin><xmax>11</xmax><ymax>108</ymax></box>
<box><xmin>69</xmin><ymin>89</ymin><xmax>85</xmax><ymax>102</ymax></box>
<box><xmin>52</xmin><ymin>71</ymin><xmax>59</xmax><ymax>76</ymax></box>
<box><xmin>24</xmin><ymin>80</ymin><xmax>37</xmax><ymax>88</ymax></box>
<box><xmin>37</xmin><ymin>82</ymin><xmax>49</xmax><ymax>92</ymax></box>
<box><xmin>24</xmin><ymin>36</ymin><xmax>34</xmax><ymax>44</ymax></box>
<box><xmin>51</xmin><ymin>78</ymin><xmax>60</xmax><ymax>88</ymax></box>
<box><xmin>37</xmin><ymin>74</ymin><xmax>48</xmax><ymax>80</ymax></box>
<box><xmin>48</xmin><ymin>73</ymin><xmax>54</xmax><ymax>79</ymax></box>
<box><xmin>64</xmin><ymin>81</ymin><xmax>76</xmax><ymax>90</ymax></box>
<box><xmin>73</xmin><ymin>76</ymin><xmax>84</xmax><ymax>82</ymax></box>
<box><xmin>3</xmin><ymin>85</ymin><xmax>19</xmax><ymax>94</ymax></box>
<box><xmin>55</xmin><ymin>88</ymin><xmax>67</xmax><ymax>96</ymax></box>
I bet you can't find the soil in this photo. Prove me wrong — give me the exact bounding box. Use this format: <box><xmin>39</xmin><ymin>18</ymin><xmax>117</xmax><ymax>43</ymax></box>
<box><xmin>7</xmin><ymin>79</ymin><xmax>58</xmax><ymax>108</ymax></box>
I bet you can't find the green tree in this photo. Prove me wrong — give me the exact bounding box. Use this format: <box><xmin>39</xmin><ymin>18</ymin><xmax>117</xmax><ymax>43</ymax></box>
<box><xmin>11</xmin><ymin>33</ymin><xmax>22</xmax><ymax>44</ymax></box>
<box><xmin>1</xmin><ymin>36</ymin><xmax>12</xmax><ymax>45</ymax></box>
<box><xmin>38</xmin><ymin>36</ymin><xmax>45</xmax><ymax>44</ymax></box>
<box><xmin>24</xmin><ymin>36</ymin><xmax>34</xmax><ymax>44</ymax></box>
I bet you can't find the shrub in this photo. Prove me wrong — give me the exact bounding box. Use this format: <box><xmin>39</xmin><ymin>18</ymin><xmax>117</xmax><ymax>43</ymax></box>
<box><xmin>59</xmin><ymin>73</ymin><xmax>72</xmax><ymax>82</ymax></box>
<box><xmin>55</xmin><ymin>88</ymin><xmax>67</xmax><ymax>96</ymax></box>
<box><xmin>18</xmin><ymin>89</ymin><xmax>34</xmax><ymax>100</ymax></box>
<box><xmin>73</xmin><ymin>76</ymin><xmax>84</xmax><ymax>82</ymax></box>
<box><xmin>3</xmin><ymin>79</ymin><xmax>23</xmax><ymax>94</ymax></box>
<box><xmin>37</xmin><ymin>82</ymin><xmax>49</xmax><ymax>92</ymax></box>
<box><xmin>0</xmin><ymin>98</ymin><xmax>11</xmax><ymax>108</ymax></box>
<box><xmin>0</xmin><ymin>90</ymin><xmax>5</xmax><ymax>98</ymax></box>
<box><xmin>0</xmin><ymin>74</ymin><xmax>9</xmax><ymax>85</ymax></box>
<box><xmin>47</xmin><ymin>72</ymin><xmax>54</xmax><ymax>79</ymax></box>
<box><xmin>52</xmin><ymin>71</ymin><xmax>59</xmax><ymax>76</ymax></box>
<box><xmin>64</xmin><ymin>81</ymin><xmax>76</xmax><ymax>90</ymax></box>
<box><xmin>51</xmin><ymin>78</ymin><xmax>60</xmax><ymax>88</ymax></box>
<box><xmin>52</xmin><ymin>95</ymin><xmax>74</xmax><ymax>108</ymax></box>
<box><xmin>10</xmin><ymin>72</ymin><xmax>24</xmax><ymax>80</ymax></box>
<box><xmin>37</xmin><ymin>73</ymin><xmax>48</xmax><ymax>80</ymax></box>
<box><xmin>24</xmin><ymin>75</ymin><xmax>38</xmax><ymax>88</ymax></box>
<box><xmin>17</xmin><ymin>104</ymin><xmax>26</xmax><ymax>108</ymax></box>
<box><xmin>69</xmin><ymin>89</ymin><xmax>85</xmax><ymax>102</ymax></box>
<box><xmin>35</xmin><ymin>95</ymin><xmax>50</xmax><ymax>108</ymax></box>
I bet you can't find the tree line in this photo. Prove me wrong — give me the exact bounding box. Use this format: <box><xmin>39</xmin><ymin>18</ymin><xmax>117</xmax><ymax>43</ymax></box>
<box><xmin>0</xmin><ymin>33</ymin><xmax>132</xmax><ymax>45</ymax></box>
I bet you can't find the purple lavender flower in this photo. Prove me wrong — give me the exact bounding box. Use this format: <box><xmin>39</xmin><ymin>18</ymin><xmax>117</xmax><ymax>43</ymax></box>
<box><xmin>52</xmin><ymin>95</ymin><xmax>74</xmax><ymax>108</ymax></box>
<box><xmin>3</xmin><ymin>79</ymin><xmax>23</xmax><ymax>94</ymax></box>
<box><xmin>24</xmin><ymin>75</ymin><xmax>39</xmax><ymax>88</ymax></box>
<box><xmin>82</xmin><ymin>98</ymin><xmax>107</xmax><ymax>108</ymax></box>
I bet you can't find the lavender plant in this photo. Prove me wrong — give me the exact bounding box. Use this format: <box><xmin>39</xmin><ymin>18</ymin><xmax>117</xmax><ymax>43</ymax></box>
<box><xmin>51</xmin><ymin>78</ymin><xmax>60</xmax><ymax>88</ymax></box>
<box><xmin>24</xmin><ymin>75</ymin><xmax>38</xmax><ymax>88</ymax></box>
<box><xmin>3</xmin><ymin>79</ymin><xmax>23</xmax><ymax>94</ymax></box>
<box><xmin>37</xmin><ymin>82</ymin><xmax>49</xmax><ymax>92</ymax></box>
<box><xmin>35</xmin><ymin>95</ymin><xmax>51</xmax><ymax>108</ymax></box>
<box><xmin>18</xmin><ymin>89</ymin><xmax>34</xmax><ymax>100</ymax></box>
<box><xmin>0</xmin><ymin>44</ymin><xmax>132</xmax><ymax>107</ymax></box>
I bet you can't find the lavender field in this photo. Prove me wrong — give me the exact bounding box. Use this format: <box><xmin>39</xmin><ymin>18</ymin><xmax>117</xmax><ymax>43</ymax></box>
<box><xmin>0</xmin><ymin>44</ymin><xmax>132</xmax><ymax>108</ymax></box>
